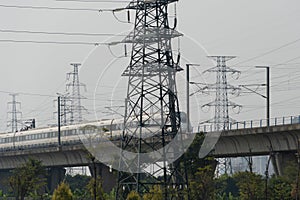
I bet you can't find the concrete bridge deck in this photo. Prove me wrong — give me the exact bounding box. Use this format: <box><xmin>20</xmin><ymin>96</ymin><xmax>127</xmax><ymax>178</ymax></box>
<box><xmin>211</xmin><ymin>123</ymin><xmax>300</xmax><ymax>157</ymax></box>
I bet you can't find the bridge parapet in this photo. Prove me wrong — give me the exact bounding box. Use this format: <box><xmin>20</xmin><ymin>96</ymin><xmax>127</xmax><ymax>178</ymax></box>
<box><xmin>197</xmin><ymin>115</ymin><xmax>300</xmax><ymax>133</ymax></box>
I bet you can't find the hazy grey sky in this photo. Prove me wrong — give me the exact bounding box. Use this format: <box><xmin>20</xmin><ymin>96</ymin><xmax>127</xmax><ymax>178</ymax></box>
<box><xmin>0</xmin><ymin>0</ymin><xmax>300</xmax><ymax>131</ymax></box>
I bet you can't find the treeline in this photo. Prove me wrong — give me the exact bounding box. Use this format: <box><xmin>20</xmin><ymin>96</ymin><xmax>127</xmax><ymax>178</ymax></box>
<box><xmin>0</xmin><ymin>158</ymin><xmax>114</xmax><ymax>200</ymax></box>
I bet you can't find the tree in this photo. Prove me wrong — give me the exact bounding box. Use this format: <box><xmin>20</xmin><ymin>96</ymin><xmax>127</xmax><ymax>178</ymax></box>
<box><xmin>103</xmin><ymin>188</ymin><xmax>116</xmax><ymax>200</ymax></box>
<box><xmin>233</xmin><ymin>171</ymin><xmax>264</xmax><ymax>200</ymax></box>
<box><xmin>215</xmin><ymin>174</ymin><xmax>239</xmax><ymax>199</ymax></box>
<box><xmin>175</xmin><ymin>132</ymin><xmax>217</xmax><ymax>199</ymax></box>
<box><xmin>143</xmin><ymin>185</ymin><xmax>163</xmax><ymax>200</ymax></box>
<box><xmin>52</xmin><ymin>182</ymin><xmax>73</xmax><ymax>200</ymax></box>
<box><xmin>282</xmin><ymin>160</ymin><xmax>300</xmax><ymax>198</ymax></box>
<box><xmin>268</xmin><ymin>175</ymin><xmax>292</xmax><ymax>200</ymax></box>
<box><xmin>9</xmin><ymin>158</ymin><xmax>46</xmax><ymax>200</ymax></box>
<box><xmin>180</xmin><ymin>132</ymin><xmax>206</xmax><ymax>175</ymax></box>
<box><xmin>189</xmin><ymin>165</ymin><xmax>215</xmax><ymax>200</ymax></box>
<box><xmin>65</xmin><ymin>174</ymin><xmax>91</xmax><ymax>199</ymax></box>
<box><xmin>126</xmin><ymin>191</ymin><xmax>141</xmax><ymax>200</ymax></box>
<box><xmin>87</xmin><ymin>177</ymin><xmax>105</xmax><ymax>200</ymax></box>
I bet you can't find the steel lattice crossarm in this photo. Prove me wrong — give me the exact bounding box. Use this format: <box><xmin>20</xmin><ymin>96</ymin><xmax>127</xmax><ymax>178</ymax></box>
<box><xmin>119</xmin><ymin>28</ymin><xmax>183</xmax><ymax>44</ymax></box>
<box><xmin>126</xmin><ymin>0</ymin><xmax>178</xmax><ymax>10</ymax></box>
<box><xmin>204</xmin><ymin>56</ymin><xmax>241</xmax><ymax>74</ymax></box>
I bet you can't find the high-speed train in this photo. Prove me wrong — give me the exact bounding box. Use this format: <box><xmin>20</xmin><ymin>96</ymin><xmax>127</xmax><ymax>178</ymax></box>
<box><xmin>0</xmin><ymin>112</ymin><xmax>189</xmax><ymax>151</ymax></box>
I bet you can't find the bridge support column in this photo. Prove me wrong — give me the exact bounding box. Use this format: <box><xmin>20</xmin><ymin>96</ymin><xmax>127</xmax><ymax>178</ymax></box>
<box><xmin>89</xmin><ymin>163</ymin><xmax>116</xmax><ymax>193</ymax></box>
<box><xmin>272</xmin><ymin>152</ymin><xmax>297</xmax><ymax>176</ymax></box>
<box><xmin>0</xmin><ymin>169</ymin><xmax>11</xmax><ymax>193</ymax></box>
<box><xmin>47</xmin><ymin>167</ymin><xmax>66</xmax><ymax>193</ymax></box>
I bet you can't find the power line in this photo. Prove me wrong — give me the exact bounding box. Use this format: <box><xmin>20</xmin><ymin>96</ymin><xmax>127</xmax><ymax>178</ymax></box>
<box><xmin>0</xmin><ymin>4</ymin><xmax>105</xmax><ymax>12</ymax></box>
<box><xmin>232</xmin><ymin>37</ymin><xmax>300</xmax><ymax>66</ymax></box>
<box><xmin>239</xmin><ymin>55</ymin><xmax>300</xmax><ymax>82</ymax></box>
<box><xmin>0</xmin><ymin>90</ymin><xmax>56</xmax><ymax>97</ymax></box>
<box><xmin>56</xmin><ymin>0</ymin><xmax>130</xmax><ymax>3</ymax></box>
<box><xmin>0</xmin><ymin>39</ymin><xmax>107</xmax><ymax>45</ymax></box>
<box><xmin>0</xmin><ymin>29</ymin><xmax>126</xmax><ymax>37</ymax></box>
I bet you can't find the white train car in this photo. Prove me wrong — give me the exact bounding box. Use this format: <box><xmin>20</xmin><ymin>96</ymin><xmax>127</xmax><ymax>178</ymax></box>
<box><xmin>0</xmin><ymin>112</ymin><xmax>188</xmax><ymax>151</ymax></box>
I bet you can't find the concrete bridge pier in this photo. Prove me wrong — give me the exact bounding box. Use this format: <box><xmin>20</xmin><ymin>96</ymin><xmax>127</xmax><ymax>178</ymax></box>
<box><xmin>89</xmin><ymin>163</ymin><xmax>116</xmax><ymax>193</ymax></box>
<box><xmin>0</xmin><ymin>169</ymin><xmax>11</xmax><ymax>193</ymax></box>
<box><xmin>272</xmin><ymin>152</ymin><xmax>297</xmax><ymax>176</ymax></box>
<box><xmin>47</xmin><ymin>167</ymin><xmax>66</xmax><ymax>193</ymax></box>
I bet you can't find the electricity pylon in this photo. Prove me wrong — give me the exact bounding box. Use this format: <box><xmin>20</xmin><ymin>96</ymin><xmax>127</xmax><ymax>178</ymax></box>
<box><xmin>7</xmin><ymin>93</ymin><xmax>22</xmax><ymax>133</ymax></box>
<box><xmin>202</xmin><ymin>56</ymin><xmax>241</xmax><ymax>176</ymax></box>
<box><xmin>114</xmin><ymin>0</ymin><xmax>189</xmax><ymax>199</ymax></box>
<box><xmin>66</xmin><ymin>63</ymin><xmax>87</xmax><ymax>124</ymax></box>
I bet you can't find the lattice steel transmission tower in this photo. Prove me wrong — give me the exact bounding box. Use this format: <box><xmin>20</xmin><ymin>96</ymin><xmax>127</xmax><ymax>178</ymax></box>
<box><xmin>66</xmin><ymin>63</ymin><xmax>87</xmax><ymax>124</ymax></box>
<box><xmin>202</xmin><ymin>56</ymin><xmax>241</xmax><ymax>175</ymax></box>
<box><xmin>115</xmin><ymin>0</ymin><xmax>189</xmax><ymax>199</ymax></box>
<box><xmin>7</xmin><ymin>93</ymin><xmax>22</xmax><ymax>133</ymax></box>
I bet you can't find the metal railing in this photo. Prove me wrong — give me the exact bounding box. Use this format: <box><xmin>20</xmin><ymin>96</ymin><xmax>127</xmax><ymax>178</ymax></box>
<box><xmin>196</xmin><ymin>115</ymin><xmax>300</xmax><ymax>133</ymax></box>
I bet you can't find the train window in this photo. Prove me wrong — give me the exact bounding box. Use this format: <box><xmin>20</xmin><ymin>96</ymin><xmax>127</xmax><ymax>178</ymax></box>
<box><xmin>72</xmin><ymin>130</ymin><xmax>76</xmax><ymax>135</ymax></box>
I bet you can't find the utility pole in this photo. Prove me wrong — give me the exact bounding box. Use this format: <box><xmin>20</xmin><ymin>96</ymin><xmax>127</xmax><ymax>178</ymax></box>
<box><xmin>256</xmin><ymin>66</ymin><xmax>270</xmax><ymax>127</ymax></box>
<box><xmin>54</xmin><ymin>93</ymin><xmax>72</xmax><ymax>126</ymax></box>
<box><xmin>186</xmin><ymin>64</ymin><xmax>200</xmax><ymax>133</ymax></box>
<box><xmin>7</xmin><ymin>93</ymin><xmax>22</xmax><ymax>133</ymax></box>
<box><xmin>113</xmin><ymin>0</ymin><xmax>189</xmax><ymax>199</ymax></box>
<box><xmin>57</xmin><ymin>96</ymin><xmax>61</xmax><ymax>147</ymax></box>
